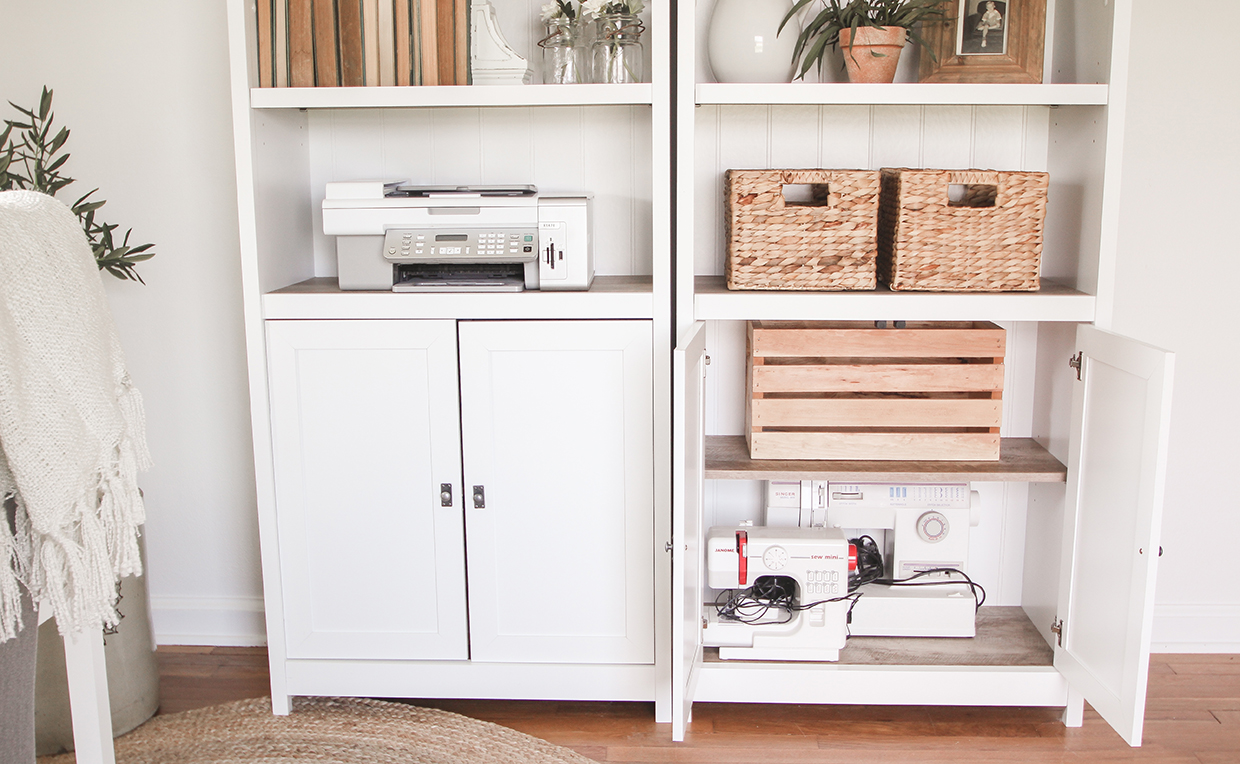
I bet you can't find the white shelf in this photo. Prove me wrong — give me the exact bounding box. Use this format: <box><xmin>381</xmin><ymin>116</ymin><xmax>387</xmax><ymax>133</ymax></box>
<box><xmin>694</xmin><ymin>276</ymin><xmax>1096</xmax><ymax>322</ymax></box>
<box><xmin>250</xmin><ymin>83</ymin><xmax>654</xmax><ymax>109</ymax></box>
<box><xmin>695</xmin><ymin>82</ymin><xmax>1108</xmax><ymax>107</ymax></box>
<box><xmin>263</xmin><ymin>276</ymin><xmax>655</xmax><ymax>320</ymax></box>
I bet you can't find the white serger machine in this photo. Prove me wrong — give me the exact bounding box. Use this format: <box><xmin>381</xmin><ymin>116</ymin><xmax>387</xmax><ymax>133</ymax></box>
<box><xmin>703</xmin><ymin>526</ymin><xmax>854</xmax><ymax>662</ymax></box>
<box><xmin>322</xmin><ymin>181</ymin><xmax>593</xmax><ymax>292</ymax></box>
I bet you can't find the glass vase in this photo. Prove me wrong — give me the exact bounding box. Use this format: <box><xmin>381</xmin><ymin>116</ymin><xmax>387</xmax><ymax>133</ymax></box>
<box><xmin>591</xmin><ymin>13</ymin><xmax>644</xmax><ymax>84</ymax></box>
<box><xmin>540</xmin><ymin>17</ymin><xmax>586</xmax><ymax>84</ymax></box>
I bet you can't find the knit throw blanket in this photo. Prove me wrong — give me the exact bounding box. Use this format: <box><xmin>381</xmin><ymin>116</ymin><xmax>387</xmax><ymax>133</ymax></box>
<box><xmin>0</xmin><ymin>190</ymin><xmax>150</xmax><ymax>641</ymax></box>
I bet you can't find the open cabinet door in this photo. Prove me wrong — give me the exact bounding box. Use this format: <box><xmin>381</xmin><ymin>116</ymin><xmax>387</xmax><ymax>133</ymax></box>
<box><xmin>671</xmin><ymin>322</ymin><xmax>708</xmax><ymax>741</ymax></box>
<box><xmin>1054</xmin><ymin>325</ymin><xmax>1175</xmax><ymax>746</ymax></box>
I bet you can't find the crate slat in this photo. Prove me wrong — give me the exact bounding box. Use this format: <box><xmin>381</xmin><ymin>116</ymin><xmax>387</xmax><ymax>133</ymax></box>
<box><xmin>752</xmin><ymin>363</ymin><xmax>1005</xmax><ymax>393</ymax></box>
<box><xmin>748</xmin><ymin>431</ymin><xmax>1002</xmax><ymax>461</ymax></box>
<box><xmin>751</xmin><ymin>325</ymin><xmax>1006</xmax><ymax>358</ymax></box>
<box><xmin>752</xmin><ymin>398</ymin><xmax>1003</xmax><ymax>429</ymax></box>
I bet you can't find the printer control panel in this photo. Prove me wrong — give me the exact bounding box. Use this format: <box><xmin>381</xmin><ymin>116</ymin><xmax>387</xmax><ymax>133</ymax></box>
<box><xmin>383</xmin><ymin>228</ymin><xmax>538</xmax><ymax>263</ymax></box>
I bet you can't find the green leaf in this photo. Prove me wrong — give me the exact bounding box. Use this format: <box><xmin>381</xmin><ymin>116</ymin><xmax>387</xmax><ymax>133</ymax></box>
<box><xmin>48</xmin><ymin>126</ymin><xmax>69</xmax><ymax>153</ymax></box>
<box><xmin>38</xmin><ymin>88</ymin><xmax>52</xmax><ymax>121</ymax></box>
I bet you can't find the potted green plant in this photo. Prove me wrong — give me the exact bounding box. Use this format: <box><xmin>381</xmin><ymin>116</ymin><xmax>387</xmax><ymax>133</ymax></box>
<box><xmin>779</xmin><ymin>0</ymin><xmax>946</xmax><ymax>83</ymax></box>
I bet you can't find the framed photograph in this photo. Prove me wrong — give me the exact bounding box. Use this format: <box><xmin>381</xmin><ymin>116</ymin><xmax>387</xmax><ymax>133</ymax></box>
<box><xmin>919</xmin><ymin>0</ymin><xmax>1046</xmax><ymax>83</ymax></box>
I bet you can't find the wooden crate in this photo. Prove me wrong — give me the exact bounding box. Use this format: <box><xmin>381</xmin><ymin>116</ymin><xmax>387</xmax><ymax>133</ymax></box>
<box><xmin>746</xmin><ymin>321</ymin><xmax>1006</xmax><ymax>461</ymax></box>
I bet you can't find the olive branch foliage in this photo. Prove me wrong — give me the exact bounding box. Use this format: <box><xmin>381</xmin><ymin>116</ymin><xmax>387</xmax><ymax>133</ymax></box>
<box><xmin>779</xmin><ymin>0</ymin><xmax>949</xmax><ymax>80</ymax></box>
<box><xmin>0</xmin><ymin>87</ymin><xmax>154</xmax><ymax>283</ymax></box>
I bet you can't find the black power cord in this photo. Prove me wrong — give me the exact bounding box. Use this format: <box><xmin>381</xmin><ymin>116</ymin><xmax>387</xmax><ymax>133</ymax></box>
<box><xmin>848</xmin><ymin>535</ymin><xmax>884</xmax><ymax>592</ymax></box>
<box><xmin>715</xmin><ymin>575</ymin><xmax>860</xmax><ymax>625</ymax></box>
<box><xmin>870</xmin><ymin>567</ymin><xmax>987</xmax><ymax>610</ymax></box>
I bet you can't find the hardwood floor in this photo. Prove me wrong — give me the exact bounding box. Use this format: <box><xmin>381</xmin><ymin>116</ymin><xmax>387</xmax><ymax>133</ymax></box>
<box><xmin>154</xmin><ymin>648</ymin><xmax>1240</xmax><ymax>762</ymax></box>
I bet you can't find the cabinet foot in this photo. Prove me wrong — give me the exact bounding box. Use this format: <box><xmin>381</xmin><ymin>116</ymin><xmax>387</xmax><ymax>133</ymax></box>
<box><xmin>1062</xmin><ymin>688</ymin><xmax>1085</xmax><ymax>727</ymax></box>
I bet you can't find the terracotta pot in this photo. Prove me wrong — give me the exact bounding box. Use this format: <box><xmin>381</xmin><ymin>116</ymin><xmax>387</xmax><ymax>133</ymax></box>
<box><xmin>838</xmin><ymin>25</ymin><xmax>907</xmax><ymax>83</ymax></box>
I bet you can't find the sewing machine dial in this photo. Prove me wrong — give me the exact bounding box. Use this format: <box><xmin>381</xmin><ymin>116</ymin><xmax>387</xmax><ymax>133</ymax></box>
<box><xmin>762</xmin><ymin>546</ymin><xmax>789</xmax><ymax>571</ymax></box>
<box><xmin>916</xmin><ymin>511</ymin><xmax>950</xmax><ymax>543</ymax></box>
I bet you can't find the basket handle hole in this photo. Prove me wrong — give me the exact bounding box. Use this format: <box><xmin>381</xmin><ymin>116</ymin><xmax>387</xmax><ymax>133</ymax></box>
<box><xmin>782</xmin><ymin>183</ymin><xmax>831</xmax><ymax>207</ymax></box>
<box><xmin>948</xmin><ymin>183</ymin><xmax>998</xmax><ymax>208</ymax></box>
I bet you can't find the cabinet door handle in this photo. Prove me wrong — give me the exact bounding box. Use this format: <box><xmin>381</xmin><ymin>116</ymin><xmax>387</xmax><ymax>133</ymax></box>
<box><xmin>472</xmin><ymin>485</ymin><xmax>486</xmax><ymax>509</ymax></box>
<box><xmin>440</xmin><ymin>483</ymin><xmax>453</xmax><ymax>507</ymax></box>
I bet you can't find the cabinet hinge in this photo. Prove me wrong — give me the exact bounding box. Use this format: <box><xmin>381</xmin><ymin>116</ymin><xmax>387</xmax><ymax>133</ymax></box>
<box><xmin>1069</xmin><ymin>351</ymin><xmax>1083</xmax><ymax>381</ymax></box>
<box><xmin>1051</xmin><ymin>617</ymin><xmax>1064</xmax><ymax>647</ymax></box>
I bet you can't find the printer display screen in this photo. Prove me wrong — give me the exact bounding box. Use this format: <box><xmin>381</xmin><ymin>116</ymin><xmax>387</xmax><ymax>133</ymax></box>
<box><xmin>435</xmin><ymin>234</ymin><xmax>468</xmax><ymax>241</ymax></box>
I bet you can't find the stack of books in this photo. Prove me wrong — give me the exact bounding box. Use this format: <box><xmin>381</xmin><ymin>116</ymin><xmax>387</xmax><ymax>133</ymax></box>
<box><xmin>256</xmin><ymin>0</ymin><xmax>470</xmax><ymax>87</ymax></box>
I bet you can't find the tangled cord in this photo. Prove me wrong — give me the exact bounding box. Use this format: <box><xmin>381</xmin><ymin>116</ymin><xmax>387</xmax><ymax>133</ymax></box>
<box><xmin>715</xmin><ymin>575</ymin><xmax>861</xmax><ymax>625</ymax></box>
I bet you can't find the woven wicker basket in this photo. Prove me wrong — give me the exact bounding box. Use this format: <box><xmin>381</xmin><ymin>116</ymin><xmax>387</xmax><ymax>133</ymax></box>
<box><xmin>725</xmin><ymin>169</ymin><xmax>879</xmax><ymax>291</ymax></box>
<box><xmin>877</xmin><ymin>168</ymin><xmax>1049</xmax><ymax>292</ymax></box>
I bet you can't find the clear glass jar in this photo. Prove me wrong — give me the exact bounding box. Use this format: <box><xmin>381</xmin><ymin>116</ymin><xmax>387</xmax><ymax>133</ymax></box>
<box><xmin>591</xmin><ymin>13</ymin><xmax>644</xmax><ymax>84</ymax></box>
<box><xmin>540</xmin><ymin>17</ymin><xmax>587</xmax><ymax>84</ymax></box>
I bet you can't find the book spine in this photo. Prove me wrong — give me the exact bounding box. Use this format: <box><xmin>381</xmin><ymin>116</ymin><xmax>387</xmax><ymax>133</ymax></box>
<box><xmin>288</xmin><ymin>0</ymin><xmax>315</xmax><ymax>87</ymax></box>
<box><xmin>258</xmin><ymin>0</ymin><xmax>274</xmax><ymax>87</ymax></box>
<box><xmin>364</xmin><ymin>0</ymin><xmax>382</xmax><ymax>86</ymax></box>
<box><xmin>275</xmin><ymin>0</ymin><xmax>290</xmax><ymax>86</ymax></box>
<box><xmin>435</xmin><ymin>0</ymin><xmax>455</xmax><ymax>85</ymax></box>
<box><xmin>312</xmin><ymin>0</ymin><xmax>340</xmax><ymax>86</ymax></box>
<box><xmin>416</xmin><ymin>0</ymin><xmax>439</xmax><ymax>85</ymax></box>
<box><xmin>338</xmin><ymin>0</ymin><xmax>365</xmax><ymax>87</ymax></box>
<box><xmin>377</xmin><ymin>0</ymin><xmax>397</xmax><ymax>86</ymax></box>
<box><xmin>453</xmin><ymin>0</ymin><xmax>468</xmax><ymax>85</ymax></box>
<box><xmin>395</xmin><ymin>0</ymin><xmax>413</xmax><ymax>86</ymax></box>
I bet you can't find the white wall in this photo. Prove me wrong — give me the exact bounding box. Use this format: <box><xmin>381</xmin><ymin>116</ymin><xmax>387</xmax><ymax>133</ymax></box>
<box><xmin>2</xmin><ymin>0</ymin><xmax>1237</xmax><ymax>651</ymax></box>
<box><xmin>1112</xmin><ymin>0</ymin><xmax>1240</xmax><ymax>651</ymax></box>
<box><xmin>0</xmin><ymin>1</ymin><xmax>265</xmax><ymax>644</ymax></box>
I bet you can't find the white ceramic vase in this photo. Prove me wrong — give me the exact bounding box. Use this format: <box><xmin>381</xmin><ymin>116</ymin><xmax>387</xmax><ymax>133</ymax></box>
<box><xmin>706</xmin><ymin>0</ymin><xmax>799</xmax><ymax>83</ymax></box>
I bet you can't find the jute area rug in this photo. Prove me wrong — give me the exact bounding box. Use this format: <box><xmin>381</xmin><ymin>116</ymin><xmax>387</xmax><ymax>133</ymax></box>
<box><xmin>40</xmin><ymin>696</ymin><xmax>598</xmax><ymax>764</ymax></box>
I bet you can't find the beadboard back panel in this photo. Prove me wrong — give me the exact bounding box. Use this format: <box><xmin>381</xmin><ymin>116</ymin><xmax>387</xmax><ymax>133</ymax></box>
<box><xmin>307</xmin><ymin>106</ymin><xmax>654</xmax><ymax>277</ymax></box>
<box><xmin>693</xmin><ymin>104</ymin><xmax>1065</xmax><ymax>279</ymax></box>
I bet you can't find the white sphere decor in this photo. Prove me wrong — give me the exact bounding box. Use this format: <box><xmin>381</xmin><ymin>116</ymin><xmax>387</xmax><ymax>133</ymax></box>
<box><xmin>707</xmin><ymin>0</ymin><xmax>800</xmax><ymax>83</ymax></box>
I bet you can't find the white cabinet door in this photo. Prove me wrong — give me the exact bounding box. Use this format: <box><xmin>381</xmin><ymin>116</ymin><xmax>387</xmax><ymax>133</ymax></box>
<box><xmin>458</xmin><ymin>320</ymin><xmax>654</xmax><ymax>664</ymax></box>
<box><xmin>1055</xmin><ymin>325</ymin><xmax>1175</xmax><ymax>747</ymax></box>
<box><xmin>671</xmin><ymin>322</ymin><xmax>708</xmax><ymax>742</ymax></box>
<box><xmin>266</xmin><ymin>319</ymin><xmax>468</xmax><ymax>660</ymax></box>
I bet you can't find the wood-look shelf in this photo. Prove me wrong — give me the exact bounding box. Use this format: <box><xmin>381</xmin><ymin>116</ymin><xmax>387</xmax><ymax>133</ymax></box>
<box><xmin>696</xmin><ymin>82</ymin><xmax>1108</xmax><ymax>107</ymax></box>
<box><xmin>694</xmin><ymin>276</ymin><xmax>1096</xmax><ymax>322</ymax></box>
<box><xmin>250</xmin><ymin>83</ymin><xmax>654</xmax><ymax>109</ymax></box>
<box><xmin>704</xmin><ymin>435</ymin><xmax>1067</xmax><ymax>482</ymax></box>
<box><xmin>263</xmin><ymin>275</ymin><xmax>654</xmax><ymax>320</ymax></box>
<box><xmin>703</xmin><ymin>607</ymin><xmax>1052</xmax><ymax>667</ymax></box>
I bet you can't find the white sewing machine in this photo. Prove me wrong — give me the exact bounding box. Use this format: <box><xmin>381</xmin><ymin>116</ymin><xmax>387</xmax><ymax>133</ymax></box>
<box><xmin>702</xmin><ymin>526</ymin><xmax>853</xmax><ymax>661</ymax></box>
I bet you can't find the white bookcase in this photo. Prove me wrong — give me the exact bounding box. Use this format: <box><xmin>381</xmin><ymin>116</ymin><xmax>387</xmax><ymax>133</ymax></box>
<box><xmin>223</xmin><ymin>0</ymin><xmax>673</xmax><ymax>720</ymax></box>
<box><xmin>671</xmin><ymin>0</ymin><xmax>1173</xmax><ymax>748</ymax></box>
<box><xmin>225</xmin><ymin>0</ymin><xmax>1172</xmax><ymax>748</ymax></box>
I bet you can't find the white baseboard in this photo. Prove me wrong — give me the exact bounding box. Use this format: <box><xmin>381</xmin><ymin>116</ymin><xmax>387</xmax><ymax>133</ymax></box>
<box><xmin>1152</xmin><ymin>604</ymin><xmax>1240</xmax><ymax>653</ymax></box>
<box><xmin>150</xmin><ymin>596</ymin><xmax>267</xmax><ymax>647</ymax></box>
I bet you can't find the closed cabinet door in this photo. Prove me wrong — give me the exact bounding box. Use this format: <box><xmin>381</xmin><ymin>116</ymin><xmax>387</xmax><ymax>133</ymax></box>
<box><xmin>458</xmin><ymin>320</ymin><xmax>655</xmax><ymax>664</ymax></box>
<box><xmin>266</xmin><ymin>319</ymin><xmax>468</xmax><ymax>660</ymax></box>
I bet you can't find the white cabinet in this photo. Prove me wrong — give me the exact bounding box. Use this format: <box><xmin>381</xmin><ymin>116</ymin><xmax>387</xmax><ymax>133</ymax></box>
<box><xmin>669</xmin><ymin>0</ymin><xmax>1174</xmax><ymax>749</ymax></box>
<box><xmin>267</xmin><ymin>318</ymin><xmax>654</xmax><ymax>669</ymax></box>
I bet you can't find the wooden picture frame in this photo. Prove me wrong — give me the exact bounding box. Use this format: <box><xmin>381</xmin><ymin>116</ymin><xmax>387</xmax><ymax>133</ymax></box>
<box><xmin>919</xmin><ymin>0</ymin><xmax>1047</xmax><ymax>84</ymax></box>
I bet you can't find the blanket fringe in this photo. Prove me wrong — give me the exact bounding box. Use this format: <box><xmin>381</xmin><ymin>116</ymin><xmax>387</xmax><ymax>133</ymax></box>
<box><xmin>0</xmin><ymin>491</ymin><xmax>26</xmax><ymax>642</ymax></box>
